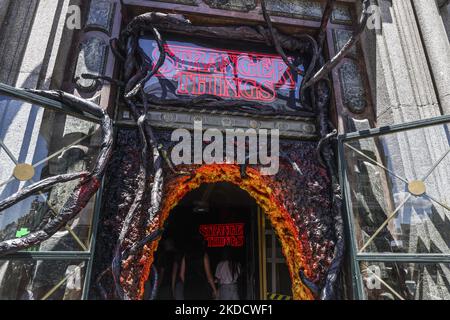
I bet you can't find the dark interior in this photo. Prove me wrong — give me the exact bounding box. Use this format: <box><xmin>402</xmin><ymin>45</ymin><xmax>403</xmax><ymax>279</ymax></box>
<box><xmin>154</xmin><ymin>182</ymin><xmax>260</xmax><ymax>299</ymax></box>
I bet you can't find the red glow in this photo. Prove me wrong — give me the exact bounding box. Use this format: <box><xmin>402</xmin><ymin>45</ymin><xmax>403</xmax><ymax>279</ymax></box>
<box><xmin>138</xmin><ymin>164</ymin><xmax>315</xmax><ymax>300</ymax></box>
<box><xmin>199</xmin><ymin>223</ymin><xmax>244</xmax><ymax>247</ymax></box>
<box><xmin>150</xmin><ymin>44</ymin><xmax>297</xmax><ymax>103</ymax></box>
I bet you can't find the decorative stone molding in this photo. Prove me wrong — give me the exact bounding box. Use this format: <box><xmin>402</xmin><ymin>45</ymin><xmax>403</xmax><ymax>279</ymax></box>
<box><xmin>119</xmin><ymin>109</ymin><xmax>318</xmax><ymax>139</ymax></box>
<box><xmin>339</xmin><ymin>59</ymin><xmax>367</xmax><ymax>114</ymax></box>
<box><xmin>154</xmin><ymin>0</ymin><xmax>198</xmax><ymax>5</ymax></box>
<box><xmin>203</xmin><ymin>0</ymin><xmax>255</xmax><ymax>11</ymax></box>
<box><xmin>74</xmin><ymin>37</ymin><xmax>108</xmax><ymax>92</ymax></box>
<box><xmin>85</xmin><ymin>0</ymin><xmax>116</xmax><ymax>35</ymax></box>
<box><xmin>331</xmin><ymin>4</ymin><xmax>352</xmax><ymax>24</ymax></box>
<box><xmin>265</xmin><ymin>0</ymin><xmax>351</xmax><ymax>24</ymax></box>
<box><xmin>333</xmin><ymin>29</ymin><xmax>357</xmax><ymax>57</ymax></box>
<box><xmin>266</xmin><ymin>0</ymin><xmax>323</xmax><ymax>20</ymax></box>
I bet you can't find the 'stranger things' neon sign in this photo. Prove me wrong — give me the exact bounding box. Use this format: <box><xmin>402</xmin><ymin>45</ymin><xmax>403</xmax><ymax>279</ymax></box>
<box><xmin>199</xmin><ymin>223</ymin><xmax>244</xmax><ymax>247</ymax></box>
<box><xmin>151</xmin><ymin>44</ymin><xmax>296</xmax><ymax>102</ymax></box>
<box><xmin>139</xmin><ymin>37</ymin><xmax>304</xmax><ymax>109</ymax></box>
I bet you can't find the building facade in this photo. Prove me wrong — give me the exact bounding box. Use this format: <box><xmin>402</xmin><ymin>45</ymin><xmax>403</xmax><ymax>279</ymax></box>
<box><xmin>0</xmin><ymin>0</ymin><xmax>449</xmax><ymax>300</ymax></box>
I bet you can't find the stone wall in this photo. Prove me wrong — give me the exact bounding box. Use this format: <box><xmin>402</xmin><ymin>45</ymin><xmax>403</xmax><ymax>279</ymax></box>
<box><xmin>0</xmin><ymin>0</ymin><xmax>99</xmax><ymax>300</ymax></box>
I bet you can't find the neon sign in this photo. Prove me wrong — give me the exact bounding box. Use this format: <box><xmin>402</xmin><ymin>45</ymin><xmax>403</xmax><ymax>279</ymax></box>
<box><xmin>199</xmin><ymin>223</ymin><xmax>244</xmax><ymax>247</ymax></box>
<box><xmin>139</xmin><ymin>36</ymin><xmax>304</xmax><ymax>110</ymax></box>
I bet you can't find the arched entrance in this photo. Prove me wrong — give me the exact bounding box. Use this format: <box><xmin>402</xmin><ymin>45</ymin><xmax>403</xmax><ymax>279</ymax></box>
<box><xmin>138</xmin><ymin>164</ymin><xmax>315</xmax><ymax>300</ymax></box>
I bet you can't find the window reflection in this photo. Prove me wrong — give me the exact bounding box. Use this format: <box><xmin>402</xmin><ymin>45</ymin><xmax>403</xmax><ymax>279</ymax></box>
<box><xmin>361</xmin><ymin>262</ymin><xmax>450</xmax><ymax>300</ymax></box>
<box><xmin>342</xmin><ymin>117</ymin><xmax>450</xmax><ymax>300</ymax></box>
<box><xmin>344</xmin><ymin>123</ymin><xmax>450</xmax><ymax>254</ymax></box>
<box><xmin>0</xmin><ymin>95</ymin><xmax>101</xmax><ymax>252</ymax></box>
<box><xmin>0</xmin><ymin>259</ymin><xmax>85</xmax><ymax>300</ymax></box>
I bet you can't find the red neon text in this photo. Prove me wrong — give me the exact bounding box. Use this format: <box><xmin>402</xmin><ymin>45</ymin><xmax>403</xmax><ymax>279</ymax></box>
<box><xmin>149</xmin><ymin>44</ymin><xmax>298</xmax><ymax>103</ymax></box>
<box><xmin>199</xmin><ymin>223</ymin><xmax>244</xmax><ymax>247</ymax></box>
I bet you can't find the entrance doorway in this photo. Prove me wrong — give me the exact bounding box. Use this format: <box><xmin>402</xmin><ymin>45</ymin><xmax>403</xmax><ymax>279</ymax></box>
<box><xmin>149</xmin><ymin>182</ymin><xmax>292</xmax><ymax>300</ymax></box>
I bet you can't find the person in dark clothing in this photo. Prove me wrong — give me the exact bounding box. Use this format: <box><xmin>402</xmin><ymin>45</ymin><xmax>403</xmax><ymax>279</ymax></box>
<box><xmin>171</xmin><ymin>251</ymin><xmax>184</xmax><ymax>300</ymax></box>
<box><xmin>179</xmin><ymin>235</ymin><xmax>217</xmax><ymax>300</ymax></box>
<box><xmin>155</xmin><ymin>238</ymin><xmax>176</xmax><ymax>300</ymax></box>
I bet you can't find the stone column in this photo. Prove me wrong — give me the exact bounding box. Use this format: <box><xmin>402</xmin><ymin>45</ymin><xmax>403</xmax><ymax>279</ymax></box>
<box><xmin>0</xmin><ymin>0</ymin><xmax>74</xmax><ymax>300</ymax></box>
<box><xmin>359</xmin><ymin>0</ymin><xmax>446</xmax><ymax>189</ymax></box>
<box><xmin>412</xmin><ymin>0</ymin><xmax>450</xmax><ymax>115</ymax></box>
<box><xmin>0</xmin><ymin>0</ymin><xmax>10</xmax><ymax>28</ymax></box>
<box><xmin>0</xmin><ymin>0</ymin><xmax>71</xmax><ymax>198</ymax></box>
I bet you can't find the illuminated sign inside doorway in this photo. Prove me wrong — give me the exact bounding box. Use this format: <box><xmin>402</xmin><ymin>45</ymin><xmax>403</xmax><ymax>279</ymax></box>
<box><xmin>139</xmin><ymin>35</ymin><xmax>305</xmax><ymax>111</ymax></box>
<box><xmin>199</xmin><ymin>223</ymin><xmax>244</xmax><ymax>247</ymax></box>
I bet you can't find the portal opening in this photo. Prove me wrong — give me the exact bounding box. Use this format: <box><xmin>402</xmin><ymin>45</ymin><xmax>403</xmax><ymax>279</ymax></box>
<box><xmin>145</xmin><ymin>181</ymin><xmax>292</xmax><ymax>300</ymax></box>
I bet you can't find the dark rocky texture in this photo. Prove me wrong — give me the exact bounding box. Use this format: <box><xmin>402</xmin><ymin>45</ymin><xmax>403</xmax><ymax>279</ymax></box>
<box><xmin>91</xmin><ymin>128</ymin><xmax>336</xmax><ymax>300</ymax></box>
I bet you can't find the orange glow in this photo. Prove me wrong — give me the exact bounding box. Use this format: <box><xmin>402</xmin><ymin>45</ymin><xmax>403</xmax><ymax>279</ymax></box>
<box><xmin>137</xmin><ymin>164</ymin><xmax>314</xmax><ymax>300</ymax></box>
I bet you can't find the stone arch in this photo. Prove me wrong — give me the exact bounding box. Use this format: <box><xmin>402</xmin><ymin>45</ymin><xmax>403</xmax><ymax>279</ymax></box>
<box><xmin>138</xmin><ymin>164</ymin><xmax>315</xmax><ymax>300</ymax></box>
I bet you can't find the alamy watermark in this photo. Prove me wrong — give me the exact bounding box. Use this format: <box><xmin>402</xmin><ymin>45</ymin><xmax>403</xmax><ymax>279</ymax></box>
<box><xmin>170</xmin><ymin>120</ymin><xmax>280</xmax><ymax>176</ymax></box>
<box><xmin>66</xmin><ymin>5</ymin><xmax>81</xmax><ymax>30</ymax></box>
<box><xmin>366</xmin><ymin>5</ymin><xmax>382</xmax><ymax>31</ymax></box>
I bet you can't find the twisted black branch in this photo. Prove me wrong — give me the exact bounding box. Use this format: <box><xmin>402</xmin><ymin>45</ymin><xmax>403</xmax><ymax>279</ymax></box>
<box><xmin>99</xmin><ymin>226</ymin><xmax>163</xmax><ymax>300</ymax></box>
<box><xmin>310</xmin><ymin>4</ymin><xmax>373</xmax><ymax>298</ymax></box>
<box><xmin>304</xmin><ymin>0</ymin><xmax>370</xmax><ymax>90</ymax></box>
<box><xmin>80</xmin><ymin>73</ymin><xmax>126</xmax><ymax>87</ymax></box>
<box><xmin>317</xmin><ymin>0</ymin><xmax>337</xmax><ymax>51</ymax></box>
<box><xmin>314</xmin><ymin>79</ymin><xmax>344</xmax><ymax>300</ymax></box>
<box><xmin>0</xmin><ymin>172</ymin><xmax>89</xmax><ymax>212</ymax></box>
<box><xmin>112</xmin><ymin>93</ymin><xmax>151</xmax><ymax>300</ymax></box>
<box><xmin>96</xmin><ymin>267</ymin><xmax>112</xmax><ymax>300</ymax></box>
<box><xmin>316</xmin><ymin>129</ymin><xmax>338</xmax><ymax>168</ymax></box>
<box><xmin>149</xmin><ymin>264</ymin><xmax>159</xmax><ymax>300</ymax></box>
<box><xmin>110</xmin><ymin>38</ymin><xmax>126</xmax><ymax>62</ymax></box>
<box><xmin>260</xmin><ymin>0</ymin><xmax>302</xmax><ymax>74</ymax></box>
<box><xmin>299</xmin><ymin>269</ymin><xmax>321</xmax><ymax>297</ymax></box>
<box><xmin>125</xmin><ymin>27</ymin><xmax>166</xmax><ymax>99</ymax></box>
<box><xmin>111</xmin><ymin>21</ymin><xmax>170</xmax><ymax>298</ymax></box>
<box><xmin>119</xmin><ymin>12</ymin><xmax>312</xmax><ymax>53</ymax></box>
<box><xmin>0</xmin><ymin>90</ymin><xmax>113</xmax><ymax>256</ymax></box>
<box><xmin>257</xmin><ymin>3</ymin><xmax>345</xmax><ymax>299</ymax></box>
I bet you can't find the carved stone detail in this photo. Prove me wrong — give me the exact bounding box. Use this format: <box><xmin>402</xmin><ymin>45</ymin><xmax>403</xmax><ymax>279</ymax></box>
<box><xmin>85</xmin><ymin>0</ymin><xmax>116</xmax><ymax>34</ymax></box>
<box><xmin>203</xmin><ymin>0</ymin><xmax>256</xmax><ymax>11</ymax></box>
<box><xmin>118</xmin><ymin>110</ymin><xmax>318</xmax><ymax>139</ymax></box>
<box><xmin>266</xmin><ymin>0</ymin><xmax>352</xmax><ymax>24</ymax></box>
<box><xmin>266</xmin><ymin>0</ymin><xmax>323</xmax><ymax>20</ymax></box>
<box><xmin>74</xmin><ymin>37</ymin><xmax>108</xmax><ymax>92</ymax></box>
<box><xmin>333</xmin><ymin>29</ymin><xmax>357</xmax><ymax>56</ymax></box>
<box><xmin>331</xmin><ymin>4</ymin><xmax>352</xmax><ymax>24</ymax></box>
<box><xmin>154</xmin><ymin>0</ymin><xmax>198</xmax><ymax>5</ymax></box>
<box><xmin>339</xmin><ymin>60</ymin><xmax>366</xmax><ymax>114</ymax></box>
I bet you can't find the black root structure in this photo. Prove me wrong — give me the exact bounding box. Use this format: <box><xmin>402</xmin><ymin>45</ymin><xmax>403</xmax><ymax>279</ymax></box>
<box><xmin>0</xmin><ymin>0</ymin><xmax>371</xmax><ymax>300</ymax></box>
<box><xmin>0</xmin><ymin>90</ymin><xmax>113</xmax><ymax>256</ymax></box>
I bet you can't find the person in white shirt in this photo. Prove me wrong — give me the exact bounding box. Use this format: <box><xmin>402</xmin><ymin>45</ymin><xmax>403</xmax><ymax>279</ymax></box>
<box><xmin>215</xmin><ymin>247</ymin><xmax>241</xmax><ymax>300</ymax></box>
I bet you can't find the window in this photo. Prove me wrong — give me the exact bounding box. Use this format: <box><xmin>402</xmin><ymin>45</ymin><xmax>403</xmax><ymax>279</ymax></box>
<box><xmin>0</xmin><ymin>83</ymin><xmax>103</xmax><ymax>299</ymax></box>
<box><xmin>264</xmin><ymin>217</ymin><xmax>292</xmax><ymax>297</ymax></box>
<box><xmin>339</xmin><ymin>114</ymin><xmax>450</xmax><ymax>300</ymax></box>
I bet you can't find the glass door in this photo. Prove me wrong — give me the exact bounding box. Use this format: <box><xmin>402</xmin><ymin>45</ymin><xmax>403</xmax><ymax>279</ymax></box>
<box><xmin>258</xmin><ymin>208</ymin><xmax>292</xmax><ymax>300</ymax></box>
